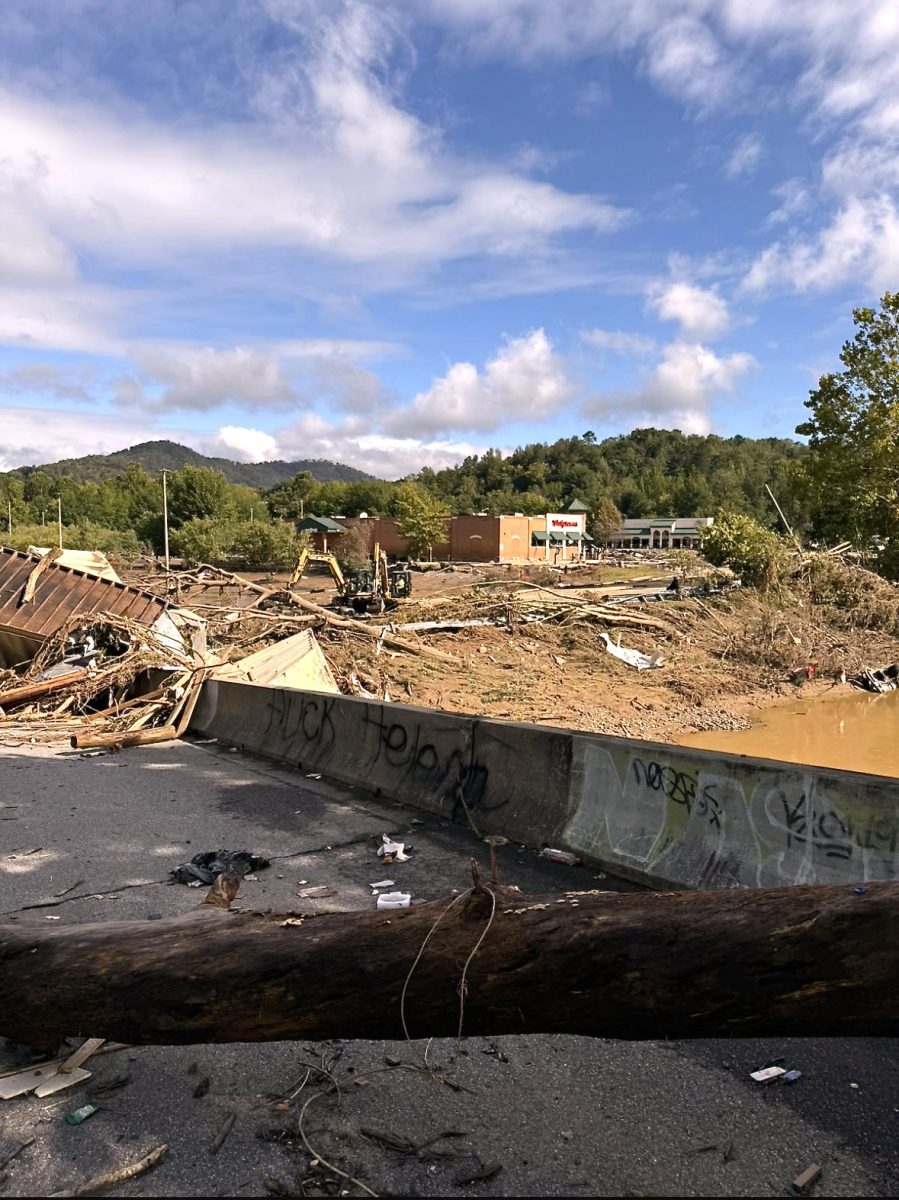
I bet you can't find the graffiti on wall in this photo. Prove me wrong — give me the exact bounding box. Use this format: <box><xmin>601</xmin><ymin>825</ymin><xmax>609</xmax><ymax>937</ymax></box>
<box><xmin>361</xmin><ymin>707</ymin><xmax>501</xmax><ymax>823</ymax></box>
<box><xmin>567</xmin><ymin>741</ymin><xmax>899</xmax><ymax>886</ymax></box>
<box><xmin>631</xmin><ymin>757</ymin><xmax>722</xmax><ymax>827</ymax></box>
<box><xmin>766</xmin><ymin>789</ymin><xmax>898</xmax><ymax>862</ymax></box>
<box><xmin>258</xmin><ymin>690</ymin><xmax>503</xmax><ymax>826</ymax></box>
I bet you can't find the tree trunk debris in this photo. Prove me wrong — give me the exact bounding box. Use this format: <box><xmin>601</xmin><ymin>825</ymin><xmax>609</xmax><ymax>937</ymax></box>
<box><xmin>1</xmin><ymin>876</ymin><xmax>895</xmax><ymax>1049</ymax></box>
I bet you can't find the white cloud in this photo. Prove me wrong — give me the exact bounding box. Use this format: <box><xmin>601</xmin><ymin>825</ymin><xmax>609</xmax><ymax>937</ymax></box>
<box><xmin>644</xmin><ymin>16</ymin><xmax>730</xmax><ymax>109</ymax></box>
<box><xmin>391</xmin><ymin>328</ymin><xmax>573</xmax><ymax>437</ymax></box>
<box><xmin>743</xmin><ymin>194</ymin><xmax>899</xmax><ymax>294</ymax></box>
<box><xmin>584</xmin><ymin>338</ymin><xmax>756</xmax><ymax>436</ymax></box>
<box><xmin>271</xmin><ymin>411</ymin><xmax>486</xmax><ymax>477</ymax></box>
<box><xmin>123</xmin><ymin>345</ymin><xmax>303</xmax><ymax>412</ymax></box>
<box><xmin>0</xmin><ymin>362</ymin><xmax>96</xmax><ymax>404</ymax></box>
<box><xmin>0</xmin><ymin>281</ymin><xmax>122</xmax><ymax>354</ymax></box>
<box><xmin>646</xmin><ymin>281</ymin><xmax>730</xmax><ymax>339</ymax></box>
<box><xmin>0</xmin><ymin>199</ymin><xmax>77</xmax><ymax>285</ymax></box>
<box><xmin>274</xmin><ymin>338</ymin><xmax>402</xmax><ymax>361</ymax></box>
<box><xmin>725</xmin><ymin>132</ymin><xmax>764</xmax><ymax>179</ymax></box>
<box><xmin>582</xmin><ymin>329</ymin><xmax>657</xmax><ymax>356</ymax></box>
<box><xmin>0</xmin><ymin>405</ymin><xmax>181</xmax><ymax>471</ymax></box>
<box><xmin>765</xmin><ymin>178</ymin><xmax>810</xmax><ymax>226</ymax></box>
<box><xmin>206</xmin><ymin>425</ymin><xmax>281</xmax><ymax>462</ymax></box>
<box><xmin>0</xmin><ymin>10</ymin><xmax>626</xmax><ymax>293</ymax></box>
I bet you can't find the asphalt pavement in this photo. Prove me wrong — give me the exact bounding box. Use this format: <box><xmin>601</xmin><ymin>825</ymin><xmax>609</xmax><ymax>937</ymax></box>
<box><xmin>0</xmin><ymin>736</ymin><xmax>895</xmax><ymax>1197</ymax></box>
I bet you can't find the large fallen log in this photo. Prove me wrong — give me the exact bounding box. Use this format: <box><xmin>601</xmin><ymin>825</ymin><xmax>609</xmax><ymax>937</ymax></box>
<box><xmin>1</xmin><ymin>875</ymin><xmax>896</xmax><ymax>1049</ymax></box>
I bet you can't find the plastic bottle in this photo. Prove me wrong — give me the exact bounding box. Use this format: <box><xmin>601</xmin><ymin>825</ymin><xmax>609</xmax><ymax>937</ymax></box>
<box><xmin>65</xmin><ymin>1103</ymin><xmax>100</xmax><ymax>1125</ymax></box>
<box><xmin>540</xmin><ymin>848</ymin><xmax>580</xmax><ymax>866</ymax></box>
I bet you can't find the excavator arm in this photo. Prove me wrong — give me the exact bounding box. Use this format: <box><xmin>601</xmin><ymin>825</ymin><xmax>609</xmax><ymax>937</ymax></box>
<box><xmin>289</xmin><ymin>547</ymin><xmax>347</xmax><ymax>591</ymax></box>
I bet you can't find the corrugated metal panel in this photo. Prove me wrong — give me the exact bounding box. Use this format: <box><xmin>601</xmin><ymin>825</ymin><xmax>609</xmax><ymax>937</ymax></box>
<box><xmin>26</xmin><ymin>546</ymin><xmax>121</xmax><ymax>582</ymax></box>
<box><xmin>0</xmin><ymin>546</ymin><xmax>168</xmax><ymax>645</ymax></box>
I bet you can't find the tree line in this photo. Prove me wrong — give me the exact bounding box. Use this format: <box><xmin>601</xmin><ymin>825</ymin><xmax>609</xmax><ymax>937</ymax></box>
<box><xmin>3</xmin><ymin>291</ymin><xmax>899</xmax><ymax>577</ymax></box>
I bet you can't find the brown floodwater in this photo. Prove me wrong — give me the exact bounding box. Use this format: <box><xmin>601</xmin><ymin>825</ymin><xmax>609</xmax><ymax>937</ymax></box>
<box><xmin>677</xmin><ymin>688</ymin><xmax>899</xmax><ymax>777</ymax></box>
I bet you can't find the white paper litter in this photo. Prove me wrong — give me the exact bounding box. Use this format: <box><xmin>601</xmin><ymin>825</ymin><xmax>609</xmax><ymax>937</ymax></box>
<box><xmin>378</xmin><ymin>835</ymin><xmax>409</xmax><ymax>862</ymax></box>
<box><xmin>749</xmin><ymin>1066</ymin><xmax>786</xmax><ymax>1083</ymax></box>
<box><xmin>600</xmin><ymin>632</ymin><xmax>665</xmax><ymax>671</ymax></box>
<box><xmin>376</xmin><ymin>892</ymin><xmax>411</xmax><ymax>910</ymax></box>
<box><xmin>370</xmin><ymin>879</ymin><xmax>396</xmax><ymax>889</ymax></box>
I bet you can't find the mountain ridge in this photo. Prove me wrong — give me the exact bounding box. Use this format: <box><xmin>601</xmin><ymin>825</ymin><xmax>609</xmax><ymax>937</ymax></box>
<box><xmin>4</xmin><ymin>440</ymin><xmax>375</xmax><ymax>489</ymax></box>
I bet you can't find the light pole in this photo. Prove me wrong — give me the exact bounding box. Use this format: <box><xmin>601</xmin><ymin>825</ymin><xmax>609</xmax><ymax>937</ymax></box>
<box><xmin>162</xmin><ymin>470</ymin><xmax>170</xmax><ymax>572</ymax></box>
<box><xmin>57</xmin><ymin>497</ymin><xmax>63</xmax><ymax>549</ymax></box>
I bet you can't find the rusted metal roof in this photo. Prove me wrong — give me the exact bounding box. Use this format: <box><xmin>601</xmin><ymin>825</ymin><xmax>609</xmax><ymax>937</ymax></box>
<box><xmin>0</xmin><ymin>546</ymin><xmax>168</xmax><ymax>652</ymax></box>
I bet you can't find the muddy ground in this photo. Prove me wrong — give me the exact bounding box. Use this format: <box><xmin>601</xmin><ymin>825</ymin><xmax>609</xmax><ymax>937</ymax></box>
<box><xmin>132</xmin><ymin>556</ymin><xmax>899</xmax><ymax>746</ymax></box>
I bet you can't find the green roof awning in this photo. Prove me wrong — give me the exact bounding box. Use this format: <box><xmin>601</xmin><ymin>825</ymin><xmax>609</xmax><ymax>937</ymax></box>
<box><xmin>534</xmin><ymin>530</ymin><xmax>590</xmax><ymax>545</ymax></box>
<box><xmin>297</xmin><ymin>516</ymin><xmax>346</xmax><ymax>534</ymax></box>
<box><xmin>565</xmin><ymin>498</ymin><xmax>589</xmax><ymax>512</ymax></box>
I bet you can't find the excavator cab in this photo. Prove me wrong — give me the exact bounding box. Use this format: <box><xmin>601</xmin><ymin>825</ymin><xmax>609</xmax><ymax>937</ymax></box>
<box><xmin>290</xmin><ymin>541</ymin><xmax>412</xmax><ymax>616</ymax></box>
<box><xmin>387</xmin><ymin>565</ymin><xmax>412</xmax><ymax>599</ymax></box>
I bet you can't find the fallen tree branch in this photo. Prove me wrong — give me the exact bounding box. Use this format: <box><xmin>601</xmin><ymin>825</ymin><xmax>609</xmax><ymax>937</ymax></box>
<box><xmin>51</xmin><ymin>1143</ymin><xmax>168</xmax><ymax>1197</ymax></box>
<box><xmin>1</xmin><ymin>878</ymin><xmax>896</xmax><ymax>1048</ymax></box>
<box><xmin>276</xmin><ymin>590</ymin><xmax>460</xmax><ymax>663</ymax></box>
<box><xmin>0</xmin><ymin>670</ymin><xmax>87</xmax><ymax>709</ymax></box>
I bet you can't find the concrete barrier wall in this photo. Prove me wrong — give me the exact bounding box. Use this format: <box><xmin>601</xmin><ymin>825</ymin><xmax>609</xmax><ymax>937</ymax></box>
<box><xmin>192</xmin><ymin>680</ymin><xmax>899</xmax><ymax>890</ymax></box>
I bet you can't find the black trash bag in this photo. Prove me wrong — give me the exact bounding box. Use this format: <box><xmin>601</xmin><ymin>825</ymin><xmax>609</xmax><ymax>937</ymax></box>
<box><xmin>170</xmin><ymin>848</ymin><xmax>271</xmax><ymax>885</ymax></box>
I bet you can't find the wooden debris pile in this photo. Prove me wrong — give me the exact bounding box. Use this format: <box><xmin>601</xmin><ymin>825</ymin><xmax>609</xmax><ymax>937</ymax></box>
<box><xmin>0</xmin><ymin>612</ymin><xmax>207</xmax><ymax>747</ymax></box>
<box><xmin>388</xmin><ymin>580</ymin><xmax>676</xmax><ymax>634</ymax></box>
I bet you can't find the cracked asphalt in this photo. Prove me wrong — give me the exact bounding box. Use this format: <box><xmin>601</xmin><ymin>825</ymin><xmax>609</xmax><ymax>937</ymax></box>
<box><xmin>0</xmin><ymin>736</ymin><xmax>896</xmax><ymax>1197</ymax></box>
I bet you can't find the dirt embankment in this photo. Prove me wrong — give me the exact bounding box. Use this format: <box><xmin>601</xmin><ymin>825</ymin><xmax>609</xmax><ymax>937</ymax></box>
<box><xmin>317</xmin><ymin>564</ymin><xmax>899</xmax><ymax>743</ymax></box>
<box><xmin>122</xmin><ymin>555</ymin><xmax>899</xmax><ymax>745</ymax></box>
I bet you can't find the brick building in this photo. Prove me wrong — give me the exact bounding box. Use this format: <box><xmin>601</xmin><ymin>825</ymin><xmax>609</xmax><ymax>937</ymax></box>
<box><xmin>304</xmin><ymin>504</ymin><xmax>593</xmax><ymax>564</ymax></box>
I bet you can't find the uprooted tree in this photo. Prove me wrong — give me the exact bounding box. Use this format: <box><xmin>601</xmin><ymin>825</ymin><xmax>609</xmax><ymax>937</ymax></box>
<box><xmin>1</xmin><ymin>873</ymin><xmax>896</xmax><ymax>1050</ymax></box>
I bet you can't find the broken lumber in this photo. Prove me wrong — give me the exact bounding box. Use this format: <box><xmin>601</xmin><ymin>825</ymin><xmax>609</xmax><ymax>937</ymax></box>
<box><xmin>19</xmin><ymin>547</ymin><xmax>63</xmax><ymax>605</ymax></box>
<box><xmin>0</xmin><ymin>670</ymin><xmax>87</xmax><ymax>709</ymax></box>
<box><xmin>279</xmin><ymin>590</ymin><xmax>459</xmax><ymax>663</ymax></box>
<box><xmin>1</xmin><ymin>877</ymin><xmax>896</xmax><ymax>1048</ymax></box>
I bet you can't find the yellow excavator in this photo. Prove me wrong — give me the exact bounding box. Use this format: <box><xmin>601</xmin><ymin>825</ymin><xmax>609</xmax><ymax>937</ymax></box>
<box><xmin>289</xmin><ymin>543</ymin><xmax>412</xmax><ymax>615</ymax></box>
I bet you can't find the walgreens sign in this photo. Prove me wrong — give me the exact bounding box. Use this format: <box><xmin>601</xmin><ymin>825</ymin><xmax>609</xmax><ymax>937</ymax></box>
<box><xmin>546</xmin><ymin>513</ymin><xmax>585</xmax><ymax>534</ymax></box>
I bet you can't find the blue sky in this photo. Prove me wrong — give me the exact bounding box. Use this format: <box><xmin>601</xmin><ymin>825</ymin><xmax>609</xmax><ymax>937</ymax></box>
<box><xmin>1</xmin><ymin>0</ymin><xmax>898</xmax><ymax>478</ymax></box>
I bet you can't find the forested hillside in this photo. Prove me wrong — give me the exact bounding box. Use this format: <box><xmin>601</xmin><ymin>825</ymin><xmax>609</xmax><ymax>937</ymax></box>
<box><xmin>0</xmin><ymin>428</ymin><xmax>811</xmax><ymax>565</ymax></box>
<box><xmin>415</xmin><ymin>430</ymin><xmax>809</xmax><ymax>526</ymax></box>
<box><xmin>5</xmin><ymin>440</ymin><xmax>373</xmax><ymax>488</ymax></box>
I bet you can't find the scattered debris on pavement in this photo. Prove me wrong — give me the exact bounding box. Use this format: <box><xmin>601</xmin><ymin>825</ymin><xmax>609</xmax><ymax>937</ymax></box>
<box><xmin>170</xmin><ymin>849</ymin><xmax>271</xmax><ymax>885</ymax></box>
<box><xmin>378</xmin><ymin>835</ymin><xmax>411</xmax><ymax>863</ymax></box>
<box><xmin>792</xmin><ymin>1163</ymin><xmax>822</xmax><ymax>1194</ymax></box>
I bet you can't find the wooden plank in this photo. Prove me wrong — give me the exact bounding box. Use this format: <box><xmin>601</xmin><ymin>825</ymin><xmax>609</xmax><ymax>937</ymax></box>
<box><xmin>32</xmin><ymin>1067</ymin><xmax>92</xmax><ymax>1097</ymax></box>
<box><xmin>59</xmin><ymin>1038</ymin><xmax>105</xmax><ymax>1074</ymax></box>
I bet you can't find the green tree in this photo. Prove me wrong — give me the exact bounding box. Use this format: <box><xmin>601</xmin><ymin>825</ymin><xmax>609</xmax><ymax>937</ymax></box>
<box><xmin>797</xmin><ymin>291</ymin><xmax>899</xmax><ymax>574</ymax></box>
<box><xmin>167</xmin><ymin>466</ymin><xmax>234</xmax><ymax>526</ymax></box>
<box><xmin>393</xmin><ymin>483</ymin><xmax>449</xmax><ymax>558</ymax></box>
<box><xmin>702</xmin><ymin>511</ymin><xmax>787</xmax><ymax>590</ymax></box>
<box><xmin>266</xmin><ymin>471</ymin><xmax>317</xmax><ymax>520</ymax></box>
<box><xmin>230</xmin><ymin>521</ymin><xmax>302</xmax><ymax>569</ymax></box>
<box><xmin>0</xmin><ymin>476</ymin><xmax>27</xmax><ymax>532</ymax></box>
<box><xmin>589</xmin><ymin>496</ymin><xmax>623</xmax><ymax>542</ymax></box>
<box><xmin>170</xmin><ymin>517</ymin><xmax>236</xmax><ymax>564</ymax></box>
